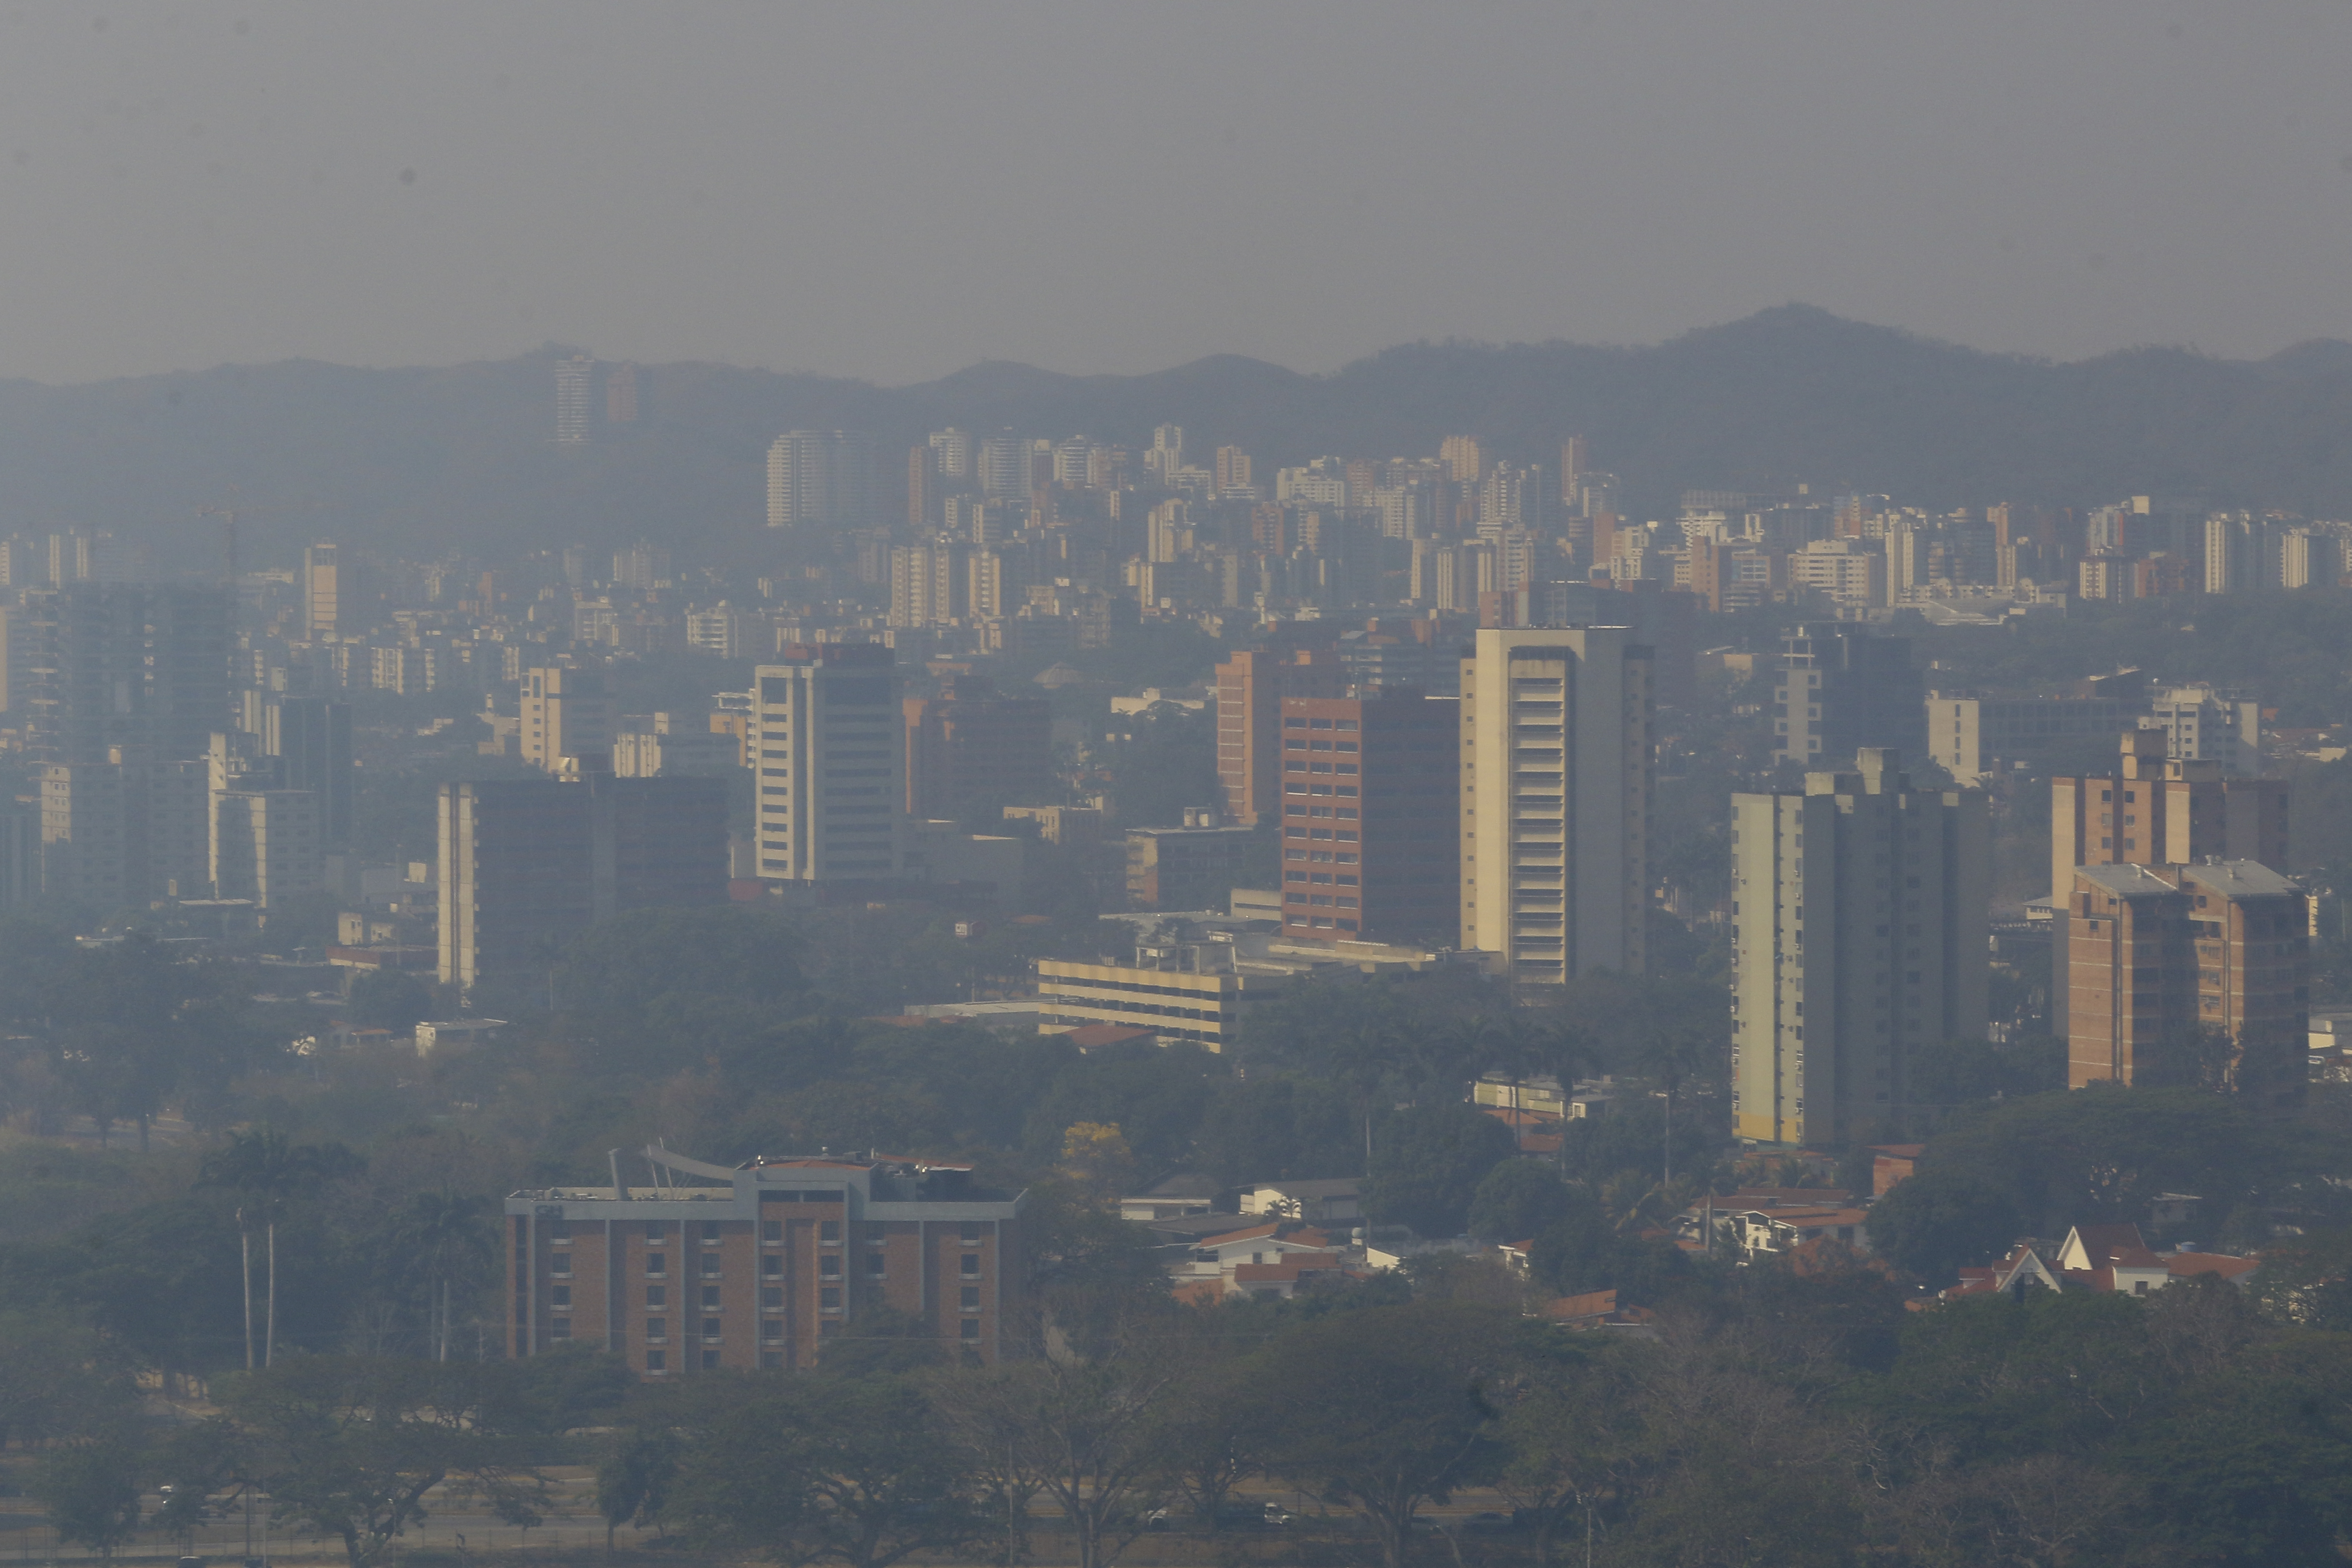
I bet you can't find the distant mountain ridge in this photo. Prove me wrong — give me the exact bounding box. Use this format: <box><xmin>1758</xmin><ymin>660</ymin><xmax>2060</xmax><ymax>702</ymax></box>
<box><xmin>3</xmin><ymin>304</ymin><xmax>2351</xmax><ymax>570</ymax></box>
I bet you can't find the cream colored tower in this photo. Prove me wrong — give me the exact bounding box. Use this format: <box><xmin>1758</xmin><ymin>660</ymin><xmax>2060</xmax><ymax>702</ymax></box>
<box><xmin>1458</xmin><ymin>627</ymin><xmax>1652</xmax><ymax>982</ymax></box>
<box><xmin>1730</xmin><ymin>750</ymin><xmax>1988</xmax><ymax>1147</ymax></box>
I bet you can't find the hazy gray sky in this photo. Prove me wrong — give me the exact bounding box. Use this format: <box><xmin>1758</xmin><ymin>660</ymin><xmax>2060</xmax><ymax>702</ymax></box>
<box><xmin>3</xmin><ymin>2</ymin><xmax>2349</xmax><ymax>385</ymax></box>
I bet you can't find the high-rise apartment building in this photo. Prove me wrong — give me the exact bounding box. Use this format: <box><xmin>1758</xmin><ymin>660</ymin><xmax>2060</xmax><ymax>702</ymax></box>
<box><xmin>555</xmin><ymin>355</ymin><xmax>597</xmax><ymax>445</ymax></box>
<box><xmin>1730</xmin><ymin>750</ymin><xmax>1989</xmax><ymax>1146</ymax></box>
<box><xmin>907</xmin><ymin>446</ymin><xmax>939</xmax><ymax>530</ymax></box>
<box><xmin>2050</xmin><ymin>730</ymin><xmax>2287</xmax><ymax>905</ymax></box>
<box><xmin>19</xmin><ymin>584</ymin><xmax>231</xmax><ymax>765</ymax></box>
<box><xmin>605</xmin><ymin>363</ymin><xmax>641</xmax><ymax>424</ymax></box>
<box><xmin>903</xmin><ymin>676</ymin><xmax>1053</xmax><ymax>819</ymax></box>
<box><xmin>504</xmin><ymin>1145</ymin><xmax>1025</xmax><ymax>1375</ymax></box>
<box><xmin>1560</xmin><ymin>436</ymin><xmax>1589</xmax><ymax>506</ymax></box>
<box><xmin>751</xmin><ymin>644</ymin><xmax>905</xmax><ymax>882</ymax></box>
<box><xmin>210</xmin><ymin>783</ymin><xmax>323</xmax><ymax>908</ymax></box>
<box><xmin>976</xmin><ymin>434</ymin><xmax>1030</xmax><ymax>499</ymax></box>
<box><xmin>889</xmin><ymin>542</ymin><xmax>969</xmax><ymax>630</ymax></box>
<box><xmin>438</xmin><ymin>767</ymin><xmax>728</xmax><ymax>992</ymax></box>
<box><xmin>1772</xmin><ymin>627</ymin><xmax>1925</xmax><ymax>768</ymax></box>
<box><xmin>2065</xmin><ymin>860</ymin><xmax>2307</xmax><ymax>1103</ymax></box>
<box><xmin>1213</xmin><ymin>647</ymin><xmax>1345</xmax><ymax>828</ymax></box>
<box><xmin>2145</xmin><ymin>685</ymin><xmax>2263</xmax><ymax>776</ymax></box>
<box><xmin>521</xmin><ymin>666</ymin><xmax>615</xmax><ymax>773</ymax></box>
<box><xmin>927</xmin><ymin>427</ymin><xmax>973</xmax><ymax>483</ymax></box>
<box><xmin>766</xmin><ymin>431</ymin><xmax>877</xmax><ymax>528</ymax></box>
<box><xmin>303</xmin><ymin>544</ymin><xmax>359</xmax><ymax>638</ymax></box>
<box><xmin>256</xmin><ymin>696</ymin><xmax>355</xmax><ymax>848</ymax></box>
<box><xmin>1145</xmin><ymin>425</ymin><xmax>1184</xmax><ymax>483</ymax></box>
<box><xmin>40</xmin><ymin>756</ymin><xmax>210</xmax><ymax>907</ymax></box>
<box><xmin>1925</xmin><ymin>690</ymin><xmax>2152</xmax><ymax>787</ymax></box>
<box><xmin>1276</xmin><ymin>691</ymin><xmax>1458</xmax><ymax>946</ymax></box>
<box><xmin>1440</xmin><ymin>435</ymin><xmax>1488</xmax><ymax>484</ymax></box>
<box><xmin>1458</xmin><ymin>627</ymin><xmax>1652</xmax><ymax>983</ymax></box>
<box><xmin>1215</xmin><ymin>446</ymin><xmax>1254</xmax><ymax>495</ymax></box>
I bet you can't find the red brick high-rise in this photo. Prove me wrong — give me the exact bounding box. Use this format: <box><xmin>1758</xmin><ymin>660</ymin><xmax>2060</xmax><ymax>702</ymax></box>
<box><xmin>1276</xmin><ymin>690</ymin><xmax>1458</xmax><ymax>945</ymax></box>
<box><xmin>1215</xmin><ymin>647</ymin><xmax>1344</xmax><ymax>827</ymax></box>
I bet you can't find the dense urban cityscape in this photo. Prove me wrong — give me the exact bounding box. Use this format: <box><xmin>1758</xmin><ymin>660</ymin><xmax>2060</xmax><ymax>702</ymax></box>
<box><xmin>8</xmin><ymin>4</ymin><xmax>2352</xmax><ymax>1564</ymax></box>
<box><xmin>2</xmin><ymin>347</ymin><xmax>2352</xmax><ymax>1564</ymax></box>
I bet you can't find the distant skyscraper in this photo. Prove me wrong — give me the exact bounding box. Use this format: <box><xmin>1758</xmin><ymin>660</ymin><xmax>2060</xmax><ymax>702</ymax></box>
<box><xmin>1458</xmin><ymin>627</ymin><xmax>1652</xmax><ymax>982</ymax></box>
<box><xmin>438</xmin><ymin>769</ymin><xmax>728</xmax><ymax>992</ymax></box>
<box><xmin>1146</xmin><ymin>425</ymin><xmax>1184</xmax><ymax>483</ymax></box>
<box><xmin>1731</xmin><ymin>750</ymin><xmax>1989</xmax><ymax>1147</ymax></box>
<box><xmin>1215</xmin><ymin>446</ymin><xmax>1254</xmax><ymax>495</ymax></box>
<box><xmin>1440</xmin><ymin>435</ymin><xmax>1488</xmax><ymax>484</ymax></box>
<box><xmin>1277</xmin><ymin>690</ymin><xmax>1458</xmax><ymax>947</ymax></box>
<box><xmin>555</xmin><ymin>355</ymin><xmax>596</xmax><ymax>445</ymax></box>
<box><xmin>521</xmin><ymin>666</ymin><xmax>615</xmax><ymax>773</ymax></box>
<box><xmin>20</xmin><ymin>584</ymin><xmax>231</xmax><ymax>765</ymax></box>
<box><xmin>262</xmin><ymin>696</ymin><xmax>355</xmax><ymax>848</ymax></box>
<box><xmin>766</xmin><ymin>431</ymin><xmax>877</xmax><ymax>528</ymax></box>
<box><xmin>903</xmin><ymin>675</ymin><xmax>1054</xmax><ymax>820</ymax></box>
<box><xmin>907</xmin><ymin>445</ymin><xmax>939</xmax><ymax>529</ymax></box>
<box><xmin>304</xmin><ymin>543</ymin><xmax>357</xmax><ymax>638</ymax></box>
<box><xmin>1773</xmin><ymin>627</ymin><xmax>1925</xmax><ymax>768</ymax></box>
<box><xmin>751</xmin><ymin>644</ymin><xmax>905</xmax><ymax>882</ymax></box>
<box><xmin>928</xmin><ymin>427</ymin><xmax>974</xmax><ymax>482</ymax></box>
<box><xmin>976</xmin><ymin>434</ymin><xmax>1029</xmax><ymax>499</ymax></box>
<box><xmin>604</xmin><ymin>363</ymin><xmax>641</xmax><ymax>424</ymax></box>
<box><xmin>1560</xmin><ymin>436</ymin><xmax>1589</xmax><ymax>506</ymax></box>
<box><xmin>1214</xmin><ymin>647</ymin><xmax>1345</xmax><ymax>828</ymax></box>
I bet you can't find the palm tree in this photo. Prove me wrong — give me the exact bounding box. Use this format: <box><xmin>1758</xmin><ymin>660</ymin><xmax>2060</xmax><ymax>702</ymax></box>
<box><xmin>197</xmin><ymin>1129</ymin><xmax>365</xmax><ymax>1366</ymax></box>
<box><xmin>395</xmin><ymin>1191</ymin><xmax>498</xmax><ymax>1361</ymax></box>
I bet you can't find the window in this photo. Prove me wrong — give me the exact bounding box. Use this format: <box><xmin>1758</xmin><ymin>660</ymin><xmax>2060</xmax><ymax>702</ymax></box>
<box><xmin>702</xmin><ymin>1221</ymin><xmax>722</xmax><ymax>1243</ymax></box>
<box><xmin>762</xmin><ymin>1318</ymin><xmax>784</xmax><ymax>1341</ymax></box>
<box><xmin>762</xmin><ymin>1287</ymin><xmax>784</xmax><ymax>1311</ymax></box>
<box><xmin>550</xmin><ymin>1317</ymin><xmax>571</xmax><ymax>1340</ymax></box>
<box><xmin>961</xmin><ymin>1286</ymin><xmax>982</xmax><ymax>1310</ymax></box>
<box><xmin>961</xmin><ymin>1221</ymin><xmax>983</xmax><ymax>1244</ymax></box>
<box><xmin>646</xmin><ymin>1317</ymin><xmax>668</xmax><ymax>1341</ymax></box>
<box><xmin>820</xmin><ymin>1221</ymin><xmax>841</xmax><ymax>1244</ymax></box>
<box><xmin>646</xmin><ymin>1349</ymin><xmax>666</xmax><ymax>1373</ymax></box>
<box><xmin>820</xmin><ymin>1256</ymin><xmax>841</xmax><ymax>1279</ymax></box>
<box><xmin>548</xmin><ymin>1220</ymin><xmax>569</xmax><ymax>1242</ymax></box>
<box><xmin>960</xmin><ymin>1254</ymin><xmax>980</xmax><ymax>1278</ymax></box>
<box><xmin>761</xmin><ymin>1220</ymin><xmax>783</xmax><ymax>1243</ymax></box>
<box><xmin>550</xmin><ymin>1285</ymin><xmax>571</xmax><ymax>1309</ymax></box>
<box><xmin>701</xmin><ymin>1317</ymin><xmax>722</xmax><ymax>1340</ymax></box>
<box><xmin>701</xmin><ymin>1286</ymin><xmax>722</xmax><ymax>1309</ymax></box>
<box><xmin>820</xmin><ymin>1288</ymin><xmax>841</xmax><ymax>1312</ymax></box>
<box><xmin>960</xmin><ymin>1319</ymin><xmax>982</xmax><ymax>1341</ymax></box>
<box><xmin>701</xmin><ymin>1349</ymin><xmax>720</xmax><ymax>1370</ymax></box>
<box><xmin>865</xmin><ymin>1254</ymin><xmax>886</xmax><ymax>1277</ymax></box>
<box><xmin>645</xmin><ymin>1285</ymin><xmax>666</xmax><ymax>1308</ymax></box>
<box><xmin>701</xmin><ymin>1254</ymin><xmax>721</xmax><ymax>1277</ymax></box>
<box><xmin>550</xmin><ymin>1253</ymin><xmax>571</xmax><ymax>1277</ymax></box>
<box><xmin>646</xmin><ymin>1253</ymin><xmax>667</xmax><ymax>1277</ymax></box>
<box><xmin>761</xmin><ymin>1254</ymin><xmax>782</xmax><ymax>1277</ymax></box>
<box><xmin>645</xmin><ymin>1222</ymin><xmax>666</xmax><ymax>1240</ymax></box>
<box><xmin>761</xmin><ymin>1349</ymin><xmax>785</xmax><ymax>1369</ymax></box>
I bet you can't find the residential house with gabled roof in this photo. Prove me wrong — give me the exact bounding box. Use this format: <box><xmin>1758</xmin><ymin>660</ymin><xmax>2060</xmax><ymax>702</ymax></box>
<box><xmin>2057</xmin><ymin>1223</ymin><xmax>2171</xmax><ymax>1297</ymax></box>
<box><xmin>1943</xmin><ymin>1241</ymin><xmax>2065</xmax><ymax>1300</ymax></box>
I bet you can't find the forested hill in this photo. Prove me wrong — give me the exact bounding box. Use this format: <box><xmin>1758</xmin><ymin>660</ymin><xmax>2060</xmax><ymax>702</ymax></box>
<box><xmin>6</xmin><ymin>305</ymin><xmax>2352</xmax><ymax>572</ymax></box>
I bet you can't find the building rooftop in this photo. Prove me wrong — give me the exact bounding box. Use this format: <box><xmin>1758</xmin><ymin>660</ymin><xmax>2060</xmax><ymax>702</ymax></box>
<box><xmin>2074</xmin><ymin>862</ymin><xmax>2182</xmax><ymax>899</ymax></box>
<box><xmin>2180</xmin><ymin>859</ymin><xmax>2301</xmax><ymax>900</ymax></box>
